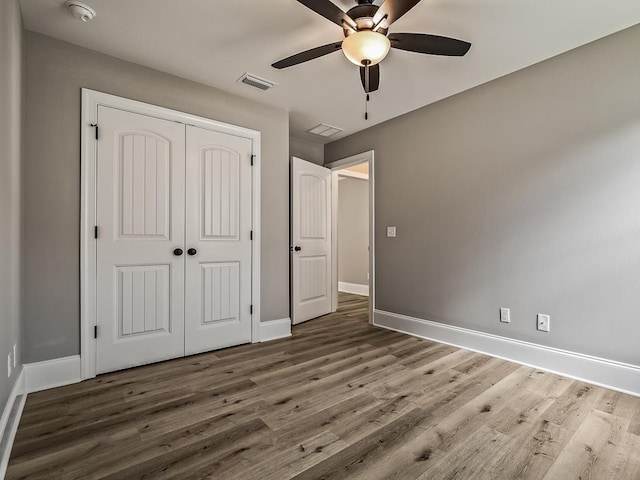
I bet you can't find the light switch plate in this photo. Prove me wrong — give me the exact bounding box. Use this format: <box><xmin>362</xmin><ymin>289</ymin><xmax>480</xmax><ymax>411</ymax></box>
<box><xmin>386</xmin><ymin>226</ymin><xmax>397</xmax><ymax>238</ymax></box>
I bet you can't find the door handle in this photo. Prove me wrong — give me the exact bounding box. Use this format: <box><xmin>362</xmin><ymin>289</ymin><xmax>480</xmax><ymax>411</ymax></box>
<box><xmin>294</xmin><ymin>246</ymin><xmax>302</xmax><ymax>252</ymax></box>
<box><xmin>187</xmin><ymin>248</ymin><xmax>198</xmax><ymax>256</ymax></box>
<box><xmin>173</xmin><ymin>248</ymin><xmax>184</xmax><ymax>256</ymax></box>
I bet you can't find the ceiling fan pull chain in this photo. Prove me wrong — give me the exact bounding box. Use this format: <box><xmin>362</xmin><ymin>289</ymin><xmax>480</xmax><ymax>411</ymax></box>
<box><xmin>364</xmin><ymin>61</ymin><xmax>370</xmax><ymax>120</ymax></box>
<box><xmin>365</xmin><ymin>92</ymin><xmax>369</xmax><ymax>120</ymax></box>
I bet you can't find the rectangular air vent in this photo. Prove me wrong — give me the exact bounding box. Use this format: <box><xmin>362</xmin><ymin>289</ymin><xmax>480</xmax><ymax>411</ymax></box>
<box><xmin>306</xmin><ymin>123</ymin><xmax>344</xmax><ymax>138</ymax></box>
<box><xmin>237</xmin><ymin>73</ymin><xmax>277</xmax><ymax>91</ymax></box>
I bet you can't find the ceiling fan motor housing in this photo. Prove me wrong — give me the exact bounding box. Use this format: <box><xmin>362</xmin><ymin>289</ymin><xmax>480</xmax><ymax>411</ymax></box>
<box><xmin>344</xmin><ymin>4</ymin><xmax>388</xmax><ymax>36</ymax></box>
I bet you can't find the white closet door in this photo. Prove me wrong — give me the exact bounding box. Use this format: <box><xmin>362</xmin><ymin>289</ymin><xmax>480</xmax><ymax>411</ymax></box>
<box><xmin>291</xmin><ymin>157</ymin><xmax>332</xmax><ymax>324</ymax></box>
<box><xmin>184</xmin><ymin>125</ymin><xmax>253</xmax><ymax>355</ymax></box>
<box><xmin>96</xmin><ymin>106</ymin><xmax>186</xmax><ymax>374</ymax></box>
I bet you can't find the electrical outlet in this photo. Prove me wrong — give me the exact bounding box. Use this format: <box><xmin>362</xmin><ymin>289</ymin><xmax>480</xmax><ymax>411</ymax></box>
<box><xmin>7</xmin><ymin>353</ymin><xmax>12</xmax><ymax>378</ymax></box>
<box><xmin>499</xmin><ymin>308</ymin><xmax>510</xmax><ymax>323</ymax></box>
<box><xmin>13</xmin><ymin>343</ymin><xmax>17</xmax><ymax>368</ymax></box>
<box><xmin>386</xmin><ymin>226</ymin><xmax>397</xmax><ymax>238</ymax></box>
<box><xmin>537</xmin><ymin>314</ymin><xmax>550</xmax><ymax>332</ymax></box>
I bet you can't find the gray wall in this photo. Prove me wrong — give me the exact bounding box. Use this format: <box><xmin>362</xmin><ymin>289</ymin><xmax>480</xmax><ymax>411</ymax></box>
<box><xmin>338</xmin><ymin>177</ymin><xmax>369</xmax><ymax>285</ymax></box>
<box><xmin>0</xmin><ymin>0</ymin><xmax>23</xmax><ymax>412</ymax></box>
<box><xmin>326</xmin><ymin>24</ymin><xmax>640</xmax><ymax>366</ymax></box>
<box><xmin>290</xmin><ymin>137</ymin><xmax>324</xmax><ymax>165</ymax></box>
<box><xmin>23</xmin><ymin>32</ymin><xmax>290</xmax><ymax>363</ymax></box>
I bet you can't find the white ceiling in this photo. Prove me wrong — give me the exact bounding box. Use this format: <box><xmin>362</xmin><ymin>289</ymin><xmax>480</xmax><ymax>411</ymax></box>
<box><xmin>19</xmin><ymin>0</ymin><xmax>640</xmax><ymax>144</ymax></box>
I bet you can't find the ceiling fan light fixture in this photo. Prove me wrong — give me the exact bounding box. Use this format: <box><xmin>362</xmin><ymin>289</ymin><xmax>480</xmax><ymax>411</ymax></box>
<box><xmin>342</xmin><ymin>30</ymin><xmax>390</xmax><ymax>66</ymax></box>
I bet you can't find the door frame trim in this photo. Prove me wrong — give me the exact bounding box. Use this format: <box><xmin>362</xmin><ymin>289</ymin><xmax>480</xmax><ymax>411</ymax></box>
<box><xmin>326</xmin><ymin>150</ymin><xmax>375</xmax><ymax>323</ymax></box>
<box><xmin>80</xmin><ymin>89</ymin><xmax>262</xmax><ymax>379</ymax></box>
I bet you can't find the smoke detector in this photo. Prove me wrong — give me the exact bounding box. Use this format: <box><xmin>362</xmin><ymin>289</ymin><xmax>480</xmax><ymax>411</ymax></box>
<box><xmin>65</xmin><ymin>1</ymin><xmax>96</xmax><ymax>22</ymax></box>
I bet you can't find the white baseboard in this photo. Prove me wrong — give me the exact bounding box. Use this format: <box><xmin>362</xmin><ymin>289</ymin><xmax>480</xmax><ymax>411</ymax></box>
<box><xmin>1</xmin><ymin>369</ymin><xmax>25</xmax><ymax>480</ymax></box>
<box><xmin>374</xmin><ymin>309</ymin><xmax>640</xmax><ymax>397</ymax></box>
<box><xmin>23</xmin><ymin>355</ymin><xmax>82</xmax><ymax>394</ymax></box>
<box><xmin>338</xmin><ymin>282</ymin><xmax>369</xmax><ymax>296</ymax></box>
<box><xmin>1</xmin><ymin>356</ymin><xmax>81</xmax><ymax>478</ymax></box>
<box><xmin>260</xmin><ymin>318</ymin><xmax>291</xmax><ymax>342</ymax></box>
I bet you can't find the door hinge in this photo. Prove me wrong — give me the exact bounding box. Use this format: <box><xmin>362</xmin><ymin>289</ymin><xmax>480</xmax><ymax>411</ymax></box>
<box><xmin>250</xmin><ymin>305</ymin><xmax>253</xmax><ymax>315</ymax></box>
<box><xmin>94</xmin><ymin>226</ymin><xmax>98</xmax><ymax>239</ymax></box>
<box><xmin>94</xmin><ymin>325</ymin><xmax>98</xmax><ymax>338</ymax></box>
<box><xmin>90</xmin><ymin>123</ymin><xmax>99</xmax><ymax>140</ymax></box>
<box><xmin>250</xmin><ymin>154</ymin><xmax>255</xmax><ymax>166</ymax></box>
<box><xmin>250</xmin><ymin>230</ymin><xmax>253</xmax><ymax>241</ymax></box>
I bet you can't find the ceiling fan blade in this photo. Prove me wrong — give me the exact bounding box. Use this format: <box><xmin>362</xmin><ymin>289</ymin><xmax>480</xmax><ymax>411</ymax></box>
<box><xmin>272</xmin><ymin>41</ymin><xmax>343</xmax><ymax>69</ymax></box>
<box><xmin>373</xmin><ymin>0</ymin><xmax>422</xmax><ymax>27</ymax></box>
<box><xmin>359</xmin><ymin>64</ymin><xmax>380</xmax><ymax>93</ymax></box>
<box><xmin>388</xmin><ymin>33</ymin><xmax>471</xmax><ymax>56</ymax></box>
<box><xmin>297</xmin><ymin>0</ymin><xmax>357</xmax><ymax>30</ymax></box>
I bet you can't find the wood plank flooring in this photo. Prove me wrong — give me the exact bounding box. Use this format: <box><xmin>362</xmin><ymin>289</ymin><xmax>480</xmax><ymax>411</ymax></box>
<box><xmin>7</xmin><ymin>293</ymin><xmax>640</xmax><ymax>479</ymax></box>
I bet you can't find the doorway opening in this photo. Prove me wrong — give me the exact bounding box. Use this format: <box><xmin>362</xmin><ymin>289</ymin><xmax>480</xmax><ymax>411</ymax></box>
<box><xmin>290</xmin><ymin>151</ymin><xmax>374</xmax><ymax>326</ymax></box>
<box><xmin>334</xmin><ymin>162</ymin><xmax>370</xmax><ymax>312</ymax></box>
<box><xmin>328</xmin><ymin>151</ymin><xmax>374</xmax><ymax>320</ymax></box>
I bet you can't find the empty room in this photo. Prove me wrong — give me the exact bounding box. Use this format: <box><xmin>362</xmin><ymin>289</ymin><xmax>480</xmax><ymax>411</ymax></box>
<box><xmin>1</xmin><ymin>0</ymin><xmax>640</xmax><ymax>478</ymax></box>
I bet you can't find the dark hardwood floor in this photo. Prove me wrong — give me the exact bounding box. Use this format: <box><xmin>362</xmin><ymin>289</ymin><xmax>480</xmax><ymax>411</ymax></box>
<box><xmin>7</xmin><ymin>293</ymin><xmax>640</xmax><ymax>479</ymax></box>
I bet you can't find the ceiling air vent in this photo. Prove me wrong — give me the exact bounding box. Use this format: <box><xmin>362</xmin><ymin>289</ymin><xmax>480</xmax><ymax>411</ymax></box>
<box><xmin>306</xmin><ymin>123</ymin><xmax>343</xmax><ymax>138</ymax></box>
<box><xmin>237</xmin><ymin>73</ymin><xmax>277</xmax><ymax>91</ymax></box>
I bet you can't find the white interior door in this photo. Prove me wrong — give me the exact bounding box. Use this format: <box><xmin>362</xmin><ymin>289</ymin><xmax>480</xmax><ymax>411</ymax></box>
<box><xmin>292</xmin><ymin>157</ymin><xmax>332</xmax><ymax>324</ymax></box>
<box><xmin>184</xmin><ymin>125</ymin><xmax>253</xmax><ymax>354</ymax></box>
<box><xmin>96</xmin><ymin>106</ymin><xmax>186</xmax><ymax>374</ymax></box>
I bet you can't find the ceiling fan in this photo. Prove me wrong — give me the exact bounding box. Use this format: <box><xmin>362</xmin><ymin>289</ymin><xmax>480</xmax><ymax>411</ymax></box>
<box><xmin>272</xmin><ymin>0</ymin><xmax>472</xmax><ymax>95</ymax></box>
